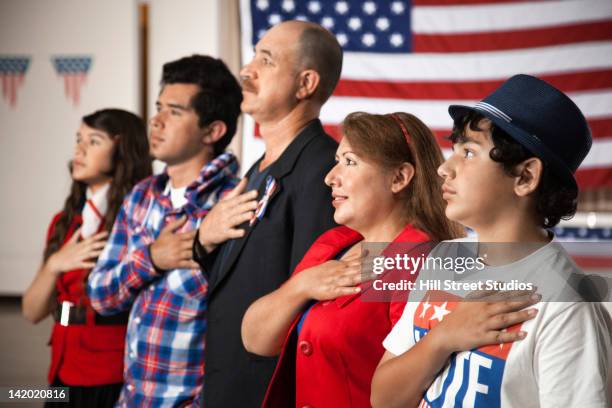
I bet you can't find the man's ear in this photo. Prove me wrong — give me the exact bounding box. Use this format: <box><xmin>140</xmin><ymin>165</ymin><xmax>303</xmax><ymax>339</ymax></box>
<box><xmin>295</xmin><ymin>69</ymin><xmax>320</xmax><ymax>100</ymax></box>
<box><xmin>514</xmin><ymin>157</ymin><xmax>543</xmax><ymax>197</ymax></box>
<box><xmin>391</xmin><ymin>162</ymin><xmax>415</xmax><ymax>194</ymax></box>
<box><xmin>201</xmin><ymin>120</ymin><xmax>227</xmax><ymax>145</ymax></box>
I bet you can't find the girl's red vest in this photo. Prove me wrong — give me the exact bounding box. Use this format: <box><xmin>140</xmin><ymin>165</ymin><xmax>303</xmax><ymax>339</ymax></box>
<box><xmin>46</xmin><ymin>212</ymin><xmax>126</xmax><ymax>386</ymax></box>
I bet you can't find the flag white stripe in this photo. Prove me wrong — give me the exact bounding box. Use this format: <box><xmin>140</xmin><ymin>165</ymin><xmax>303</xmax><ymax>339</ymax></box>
<box><xmin>341</xmin><ymin>42</ymin><xmax>612</xmax><ymax>80</ymax></box>
<box><xmin>321</xmin><ymin>90</ymin><xmax>612</xmax><ymax>128</ymax></box>
<box><xmin>412</xmin><ymin>0</ymin><xmax>612</xmax><ymax>34</ymax></box>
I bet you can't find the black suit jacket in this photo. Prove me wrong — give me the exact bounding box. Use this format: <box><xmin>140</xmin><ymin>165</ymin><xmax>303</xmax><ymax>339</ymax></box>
<box><xmin>195</xmin><ymin>119</ymin><xmax>338</xmax><ymax>407</ymax></box>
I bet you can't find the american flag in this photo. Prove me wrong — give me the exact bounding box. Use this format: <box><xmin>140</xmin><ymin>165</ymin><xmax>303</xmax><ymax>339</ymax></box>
<box><xmin>239</xmin><ymin>0</ymin><xmax>612</xmax><ymax>191</ymax></box>
<box><xmin>51</xmin><ymin>56</ymin><xmax>93</xmax><ymax>106</ymax></box>
<box><xmin>0</xmin><ymin>57</ymin><xmax>30</xmax><ymax>108</ymax></box>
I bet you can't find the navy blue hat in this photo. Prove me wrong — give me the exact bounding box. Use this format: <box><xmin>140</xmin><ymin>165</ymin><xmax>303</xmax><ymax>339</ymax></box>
<box><xmin>448</xmin><ymin>74</ymin><xmax>592</xmax><ymax>191</ymax></box>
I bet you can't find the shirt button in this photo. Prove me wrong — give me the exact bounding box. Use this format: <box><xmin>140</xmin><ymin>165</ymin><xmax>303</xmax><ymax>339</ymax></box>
<box><xmin>129</xmin><ymin>351</ymin><xmax>137</xmax><ymax>359</ymax></box>
<box><xmin>133</xmin><ymin>317</ymin><xmax>141</xmax><ymax>324</ymax></box>
<box><xmin>126</xmin><ymin>384</ymin><xmax>134</xmax><ymax>391</ymax></box>
<box><xmin>149</xmin><ymin>285</ymin><xmax>155</xmax><ymax>291</ymax></box>
<box><xmin>298</xmin><ymin>340</ymin><xmax>313</xmax><ymax>356</ymax></box>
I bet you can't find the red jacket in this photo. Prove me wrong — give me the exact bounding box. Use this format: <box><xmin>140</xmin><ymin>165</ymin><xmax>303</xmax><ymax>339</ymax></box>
<box><xmin>46</xmin><ymin>212</ymin><xmax>126</xmax><ymax>386</ymax></box>
<box><xmin>262</xmin><ymin>224</ymin><xmax>431</xmax><ymax>408</ymax></box>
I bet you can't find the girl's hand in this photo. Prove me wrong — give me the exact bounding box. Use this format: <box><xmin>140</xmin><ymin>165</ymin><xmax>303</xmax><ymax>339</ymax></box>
<box><xmin>46</xmin><ymin>228</ymin><xmax>108</xmax><ymax>274</ymax></box>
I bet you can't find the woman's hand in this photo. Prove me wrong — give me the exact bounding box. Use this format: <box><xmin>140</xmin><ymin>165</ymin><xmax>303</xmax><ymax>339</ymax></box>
<box><xmin>291</xmin><ymin>247</ymin><xmax>371</xmax><ymax>301</ymax></box>
<box><xmin>46</xmin><ymin>228</ymin><xmax>108</xmax><ymax>274</ymax></box>
<box><xmin>428</xmin><ymin>289</ymin><xmax>541</xmax><ymax>354</ymax></box>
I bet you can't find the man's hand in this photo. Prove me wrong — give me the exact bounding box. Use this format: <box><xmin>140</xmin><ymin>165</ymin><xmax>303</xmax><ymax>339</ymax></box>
<box><xmin>197</xmin><ymin>178</ymin><xmax>259</xmax><ymax>253</ymax></box>
<box><xmin>150</xmin><ymin>216</ymin><xmax>200</xmax><ymax>271</ymax></box>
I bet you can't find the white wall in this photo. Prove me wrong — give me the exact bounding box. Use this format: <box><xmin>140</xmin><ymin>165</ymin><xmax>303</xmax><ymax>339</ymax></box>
<box><xmin>0</xmin><ymin>0</ymin><xmax>140</xmax><ymax>294</ymax></box>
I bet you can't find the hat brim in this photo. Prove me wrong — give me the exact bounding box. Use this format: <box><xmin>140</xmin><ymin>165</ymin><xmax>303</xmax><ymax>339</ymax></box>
<box><xmin>448</xmin><ymin>104</ymin><xmax>578</xmax><ymax>192</ymax></box>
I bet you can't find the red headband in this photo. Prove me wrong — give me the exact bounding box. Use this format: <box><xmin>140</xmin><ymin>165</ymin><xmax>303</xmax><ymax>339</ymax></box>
<box><xmin>390</xmin><ymin>114</ymin><xmax>410</xmax><ymax>145</ymax></box>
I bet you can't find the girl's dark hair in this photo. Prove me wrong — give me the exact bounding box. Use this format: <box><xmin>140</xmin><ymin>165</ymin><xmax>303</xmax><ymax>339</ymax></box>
<box><xmin>44</xmin><ymin>109</ymin><xmax>152</xmax><ymax>261</ymax></box>
<box><xmin>450</xmin><ymin>111</ymin><xmax>578</xmax><ymax>228</ymax></box>
<box><xmin>342</xmin><ymin>112</ymin><xmax>465</xmax><ymax>242</ymax></box>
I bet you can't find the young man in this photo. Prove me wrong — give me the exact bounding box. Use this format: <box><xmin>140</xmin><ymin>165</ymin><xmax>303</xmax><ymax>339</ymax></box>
<box><xmin>87</xmin><ymin>55</ymin><xmax>242</xmax><ymax>407</ymax></box>
<box><xmin>192</xmin><ymin>21</ymin><xmax>342</xmax><ymax>407</ymax></box>
<box><xmin>372</xmin><ymin>74</ymin><xmax>612</xmax><ymax>407</ymax></box>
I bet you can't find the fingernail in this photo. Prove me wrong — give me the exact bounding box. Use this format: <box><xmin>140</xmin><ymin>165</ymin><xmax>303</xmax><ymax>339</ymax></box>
<box><xmin>531</xmin><ymin>293</ymin><xmax>541</xmax><ymax>301</ymax></box>
<box><xmin>527</xmin><ymin>308</ymin><xmax>538</xmax><ymax>316</ymax></box>
<box><xmin>354</xmin><ymin>287</ymin><xmax>361</xmax><ymax>293</ymax></box>
<box><xmin>518</xmin><ymin>331</ymin><xmax>527</xmax><ymax>339</ymax></box>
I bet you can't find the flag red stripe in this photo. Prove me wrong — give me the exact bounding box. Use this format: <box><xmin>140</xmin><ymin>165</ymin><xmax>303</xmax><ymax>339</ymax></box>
<box><xmin>9</xmin><ymin>75</ymin><xmax>16</xmax><ymax>107</ymax></box>
<box><xmin>576</xmin><ymin>168</ymin><xmax>612</xmax><ymax>189</ymax></box>
<box><xmin>334</xmin><ymin>69</ymin><xmax>612</xmax><ymax>100</ymax></box>
<box><xmin>588</xmin><ymin>118</ymin><xmax>612</xmax><ymax>139</ymax></box>
<box><xmin>413</xmin><ymin>21</ymin><xmax>612</xmax><ymax>53</ymax></box>
<box><xmin>571</xmin><ymin>256</ymin><xmax>612</xmax><ymax>269</ymax></box>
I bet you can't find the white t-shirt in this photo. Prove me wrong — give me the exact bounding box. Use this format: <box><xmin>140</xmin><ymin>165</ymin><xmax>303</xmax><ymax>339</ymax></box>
<box><xmin>383</xmin><ymin>239</ymin><xmax>612</xmax><ymax>408</ymax></box>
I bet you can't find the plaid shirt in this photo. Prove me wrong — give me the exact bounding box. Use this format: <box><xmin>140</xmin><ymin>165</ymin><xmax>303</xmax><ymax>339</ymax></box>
<box><xmin>88</xmin><ymin>153</ymin><xmax>238</xmax><ymax>408</ymax></box>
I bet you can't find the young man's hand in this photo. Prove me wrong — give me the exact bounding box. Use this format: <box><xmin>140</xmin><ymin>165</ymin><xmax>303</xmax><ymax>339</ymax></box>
<box><xmin>197</xmin><ymin>178</ymin><xmax>259</xmax><ymax>253</ymax></box>
<box><xmin>150</xmin><ymin>216</ymin><xmax>199</xmax><ymax>271</ymax></box>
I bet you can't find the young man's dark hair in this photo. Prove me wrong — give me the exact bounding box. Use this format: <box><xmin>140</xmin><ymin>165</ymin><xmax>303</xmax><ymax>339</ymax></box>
<box><xmin>449</xmin><ymin>110</ymin><xmax>578</xmax><ymax>228</ymax></box>
<box><xmin>161</xmin><ymin>55</ymin><xmax>242</xmax><ymax>155</ymax></box>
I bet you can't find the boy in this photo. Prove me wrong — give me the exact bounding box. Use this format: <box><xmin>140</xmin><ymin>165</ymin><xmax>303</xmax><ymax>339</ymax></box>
<box><xmin>371</xmin><ymin>74</ymin><xmax>611</xmax><ymax>407</ymax></box>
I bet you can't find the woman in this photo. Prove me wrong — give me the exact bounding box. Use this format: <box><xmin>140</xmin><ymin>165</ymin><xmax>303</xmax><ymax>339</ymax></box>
<box><xmin>241</xmin><ymin>112</ymin><xmax>464</xmax><ymax>407</ymax></box>
<box><xmin>22</xmin><ymin>109</ymin><xmax>151</xmax><ymax>407</ymax></box>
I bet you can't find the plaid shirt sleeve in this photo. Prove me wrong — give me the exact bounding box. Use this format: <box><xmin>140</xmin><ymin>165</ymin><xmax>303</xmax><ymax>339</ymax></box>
<box><xmin>87</xmin><ymin>196</ymin><xmax>159</xmax><ymax>315</ymax></box>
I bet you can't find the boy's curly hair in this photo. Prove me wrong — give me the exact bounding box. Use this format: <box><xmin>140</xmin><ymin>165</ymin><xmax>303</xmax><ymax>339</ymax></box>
<box><xmin>449</xmin><ymin>111</ymin><xmax>578</xmax><ymax>228</ymax></box>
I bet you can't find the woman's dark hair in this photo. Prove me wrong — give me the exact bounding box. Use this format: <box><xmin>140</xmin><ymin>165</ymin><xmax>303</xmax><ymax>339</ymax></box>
<box><xmin>449</xmin><ymin>110</ymin><xmax>578</xmax><ymax>228</ymax></box>
<box><xmin>44</xmin><ymin>109</ymin><xmax>152</xmax><ymax>261</ymax></box>
<box><xmin>161</xmin><ymin>55</ymin><xmax>243</xmax><ymax>156</ymax></box>
<box><xmin>342</xmin><ymin>112</ymin><xmax>465</xmax><ymax>242</ymax></box>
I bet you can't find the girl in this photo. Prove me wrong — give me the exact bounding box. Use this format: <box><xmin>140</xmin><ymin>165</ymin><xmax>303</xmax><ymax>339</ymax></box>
<box><xmin>22</xmin><ymin>109</ymin><xmax>151</xmax><ymax>407</ymax></box>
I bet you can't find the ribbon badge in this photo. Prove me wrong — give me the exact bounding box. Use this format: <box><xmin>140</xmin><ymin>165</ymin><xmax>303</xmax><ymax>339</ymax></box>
<box><xmin>250</xmin><ymin>175</ymin><xmax>277</xmax><ymax>226</ymax></box>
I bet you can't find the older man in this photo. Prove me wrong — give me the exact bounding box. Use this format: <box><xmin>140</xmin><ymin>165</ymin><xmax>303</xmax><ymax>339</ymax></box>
<box><xmin>193</xmin><ymin>21</ymin><xmax>343</xmax><ymax>407</ymax></box>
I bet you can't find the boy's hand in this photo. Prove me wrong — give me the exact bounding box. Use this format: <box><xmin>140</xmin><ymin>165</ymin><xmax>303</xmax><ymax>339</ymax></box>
<box><xmin>428</xmin><ymin>288</ymin><xmax>541</xmax><ymax>354</ymax></box>
<box><xmin>150</xmin><ymin>216</ymin><xmax>199</xmax><ymax>271</ymax></box>
<box><xmin>197</xmin><ymin>178</ymin><xmax>258</xmax><ymax>253</ymax></box>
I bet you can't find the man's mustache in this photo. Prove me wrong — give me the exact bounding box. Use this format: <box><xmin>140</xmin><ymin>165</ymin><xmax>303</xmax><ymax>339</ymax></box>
<box><xmin>241</xmin><ymin>78</ymin><xmax>257</xmax><ymax>93</ymax></box>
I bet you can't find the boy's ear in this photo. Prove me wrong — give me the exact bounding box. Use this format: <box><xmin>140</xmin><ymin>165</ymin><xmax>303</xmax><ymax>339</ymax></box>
<box><xmin>295</xmin><ymin>69</ymin><xmax>320</xmax><ymax>100</ymax></box>
<box><xmin>201</xmin><ymin>120</ymin><xmax>227</xmax><ymax>145</ymax></box>
<box><xmin>514</xmin><ymin>157</ymin><xmax>543</xmax><ymax>197</ymax></box>
<box><xmin>391</xmin><ymin>162</ymin><xmax>415</xmax><ymax>194</ymax></box>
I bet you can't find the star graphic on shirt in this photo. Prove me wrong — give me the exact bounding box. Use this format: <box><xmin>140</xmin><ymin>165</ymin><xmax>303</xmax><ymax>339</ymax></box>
<box><xmin>419</xmin><ymin>301</ymin><xmax>431</xmax><ymax>318</ymax></box>
<box><xmin>430</xmin><ymin>302</ymin><xmax>451</xmax><ymax>322</ymax></box>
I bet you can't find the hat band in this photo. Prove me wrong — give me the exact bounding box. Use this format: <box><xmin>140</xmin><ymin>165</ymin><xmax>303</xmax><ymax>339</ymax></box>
<box><xmin>474</xmin><ymin>101</ymin><xmax>512</xmax><ymax>123</ymax></box>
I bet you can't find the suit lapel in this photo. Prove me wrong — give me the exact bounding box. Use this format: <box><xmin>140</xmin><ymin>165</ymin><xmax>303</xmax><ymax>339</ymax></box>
<box><xmin>209</xmin><ymin>119</ymin><xmax>324</xmax><ymax>293</ymax></box>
